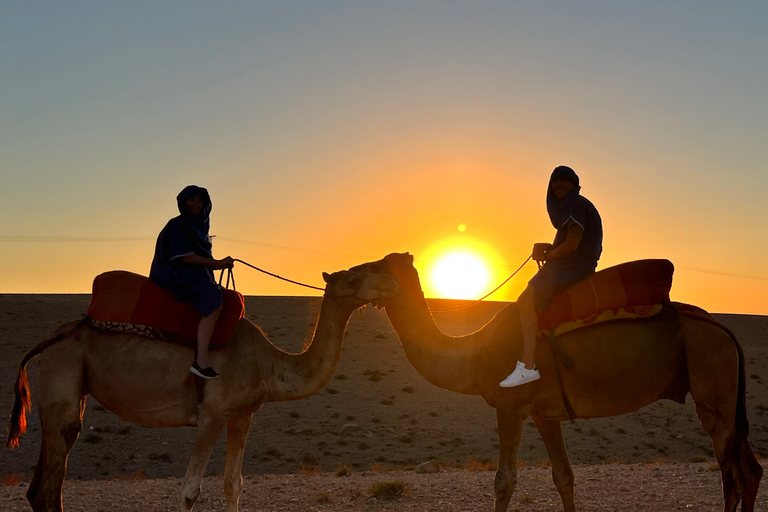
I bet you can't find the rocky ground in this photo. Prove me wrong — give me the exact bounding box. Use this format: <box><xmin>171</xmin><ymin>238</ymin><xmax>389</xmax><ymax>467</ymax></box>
<box><xmin>1</xmin><ymin>294</ymin><xmax>767</xmax><ymax>510</ymax></box>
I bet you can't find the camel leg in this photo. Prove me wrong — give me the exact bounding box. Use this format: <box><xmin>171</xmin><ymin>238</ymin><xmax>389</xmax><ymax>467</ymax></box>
<box><xmin>694</xmin><ymin>400</ymin><xmax>742</xmax><ymax>512</ymax></box>
<box><xmin>684</xmin><ymin>319</ymin><xmax>763</xmax><ymax>512</ymax></box>
<box><xmin>222</xmin><ymin>414</ymin><xmax>254</xmax><ymax>512</ymax></box>
<box><xmin>27</xmin><ymin>371</ymin><xmax>86</xmax><ymax>512</ymax></box>
<box><xmin>493</xmin><ymin>405</ymin><xmax>526</xmax><ymax>512</ymax></box>
<box><xmin>533</xmin><ymin>416</ymin><xmax>576</xmax><ymax>512</ymax></box>
<box><xmin>737</xmin><ymin>437</ymin><xmax>763</xmax><ymax>512</ymax></box>
<box><xmin>180</xmin><ymin>408</ymin><xmax>226</xmax><ymax>512</ymax></box>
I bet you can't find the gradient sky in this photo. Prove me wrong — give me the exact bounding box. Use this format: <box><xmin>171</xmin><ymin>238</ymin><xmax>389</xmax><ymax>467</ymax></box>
<box><xmin>2</xmin><ymin>2</ymin><xmax>767</xmax><ymax>314</ymax></box>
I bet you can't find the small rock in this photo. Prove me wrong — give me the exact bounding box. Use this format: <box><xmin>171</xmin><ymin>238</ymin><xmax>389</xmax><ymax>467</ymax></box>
<box><xmin>415</xmin><ymin>460</ymin><xmax>440</xmax><ymax>474</ymax></box>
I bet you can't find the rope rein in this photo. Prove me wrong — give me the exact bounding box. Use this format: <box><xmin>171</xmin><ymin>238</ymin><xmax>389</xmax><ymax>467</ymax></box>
<box><xmin>223</xmin><ymin>255</ymin><xmax>533</xmax><ymax>309</ymax></box>
<box><xmin>429</xmin><ymin>255</ymin><xmax>532</xmax><ymax>312</ymax></box>
<box><xmin>228</xmin><ymin>258</ymin><xmax>325</xmax><ymax>292</ymax></box>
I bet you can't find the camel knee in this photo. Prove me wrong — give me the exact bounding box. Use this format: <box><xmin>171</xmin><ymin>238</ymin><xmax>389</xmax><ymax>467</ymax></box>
<box><xmin>224</xmin><ymin>474</ymin><xmax>243</xmax><ymax>512</ymax></box>
<box><xmin>181</xmin><ymin>482</ymin><xmax>202</xmax><ymax>511</ymax></box>
<box><xmin>551</xmin><ymin>465</ymin><xmax>575</xmax><ymax>492</ymax></box>
<box><xmin>61</xmin><ymin>420</ymin><xmax>82</xmax><ymax>446</ymax></box>
<box><xmin>493</xmin><ymin>469</ymin><xmax>517</xmax><ymax>511</ymax></box>
<box><xmin>27</xmin><ymin>480</ymin><xmax>62</xmax><ymax>512</ymax></box>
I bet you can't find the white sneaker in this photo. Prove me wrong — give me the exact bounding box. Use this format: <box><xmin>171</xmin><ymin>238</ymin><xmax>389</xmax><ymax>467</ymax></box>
<box><xmin>499</xmin><ymin>361</ymin><xmax>540</xmax><ymax>388</ymax></box>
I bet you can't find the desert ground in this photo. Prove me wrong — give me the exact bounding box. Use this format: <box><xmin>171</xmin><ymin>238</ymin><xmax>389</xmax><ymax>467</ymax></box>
<box><xmin>1</xmin><ymin>294</ymin><xmax>767</xmax><ymax>511</ymax></box>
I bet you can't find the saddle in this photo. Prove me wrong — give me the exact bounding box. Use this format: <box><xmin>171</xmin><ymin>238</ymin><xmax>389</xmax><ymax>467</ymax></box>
<box><xmin>538</xmin><ymin>259</ymin><xmax>674</xmax><ymax>333</ymax></box>
<box><xmin>87</xmin><ymin>270</ymin><xmax>245</xmax><ymax>347</ymax></box>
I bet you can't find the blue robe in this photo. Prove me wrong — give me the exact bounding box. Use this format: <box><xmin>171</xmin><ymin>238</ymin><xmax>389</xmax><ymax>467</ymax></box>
<box><xmin>149</xmin><ymin>185</ymin><xmax>223</xmax><ymax>316</ymax></box>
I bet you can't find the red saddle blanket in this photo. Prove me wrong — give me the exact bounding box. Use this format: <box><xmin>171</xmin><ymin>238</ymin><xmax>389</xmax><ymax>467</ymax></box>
<box><xmin>537</xmin><ymin>259</ymin><xmax>674</xmax><ymax>332</ymax></box>
<box><xmin>87</xmin><ymin>271</ymin><xmax>245</xmax><ymax>347</ymax></box>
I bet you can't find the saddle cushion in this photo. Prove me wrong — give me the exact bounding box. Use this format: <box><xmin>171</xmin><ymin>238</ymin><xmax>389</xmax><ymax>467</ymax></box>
<box><xmin>537</xmin><ymin>259</ymin><xmax>674</xmax><ymax>332</ymax></box>
<box><xmin>87</xmin><ymin>270</ymin><xmax>244</xmax><ymax>347</ymax></box>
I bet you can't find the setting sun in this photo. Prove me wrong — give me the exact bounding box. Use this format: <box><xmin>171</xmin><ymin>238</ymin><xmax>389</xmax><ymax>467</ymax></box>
<box><xmin>430</xmin><ymin>251</ymin><xmax>490</xmax><ymax>300</ymax></box>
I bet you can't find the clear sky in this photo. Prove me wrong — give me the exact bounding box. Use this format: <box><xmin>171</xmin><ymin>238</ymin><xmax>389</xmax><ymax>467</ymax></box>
<box><xmin>2</xmin><ymin>2</ymin><xmax>767</xmax><ymax>314</ymax></box>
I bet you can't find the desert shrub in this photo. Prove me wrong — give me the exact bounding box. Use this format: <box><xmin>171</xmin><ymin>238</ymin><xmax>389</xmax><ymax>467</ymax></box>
<box><xmin>299</xmin><ymin>462</ymin><xmax>319</xmax><ymax>476</ymax></box>
<box><xmin>1</xmin><ymin>473</ymin><xmax>24</xmax><ymax>486</ymax></box>
<box><xmin>369</xmin><ymin>480</ymin><xmax>406</xmax><ymax>500</ymax></box>
<box><xmin>463</xmin><ymin>456</ymin><xmax>491</xmax><ymax>472</ymax></box>
<box><xmin>314</xmin><ymin>491</ymin><xmax>334</xmax><ymax>503</ymax></box>
<box><xmin>335</xmin><ymin>463</ymin><xmax>351</xmax><ymax>477</ymax></box>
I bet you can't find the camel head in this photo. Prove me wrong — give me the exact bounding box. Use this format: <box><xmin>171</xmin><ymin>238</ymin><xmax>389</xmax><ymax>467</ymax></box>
<box><xmin>322</xmin><ymin>268</ymin><xmax>399</xmax><ymax>305</ymax></box>
<box><xmin>349</xmin><ymin>253</ymin><xmax>421</xmax><ymax>308</ymax></box>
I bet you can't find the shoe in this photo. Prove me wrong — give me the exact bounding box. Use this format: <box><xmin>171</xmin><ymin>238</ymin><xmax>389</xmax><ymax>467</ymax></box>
<box><xmin>190</xmin><ymin>360</ymin><xmax>219</xmax><ymax>379</ymax></box>
<box><xmin>499</xmin><ymin>361</ymin><xmax>540</xmax><ymax>388</ymax></box>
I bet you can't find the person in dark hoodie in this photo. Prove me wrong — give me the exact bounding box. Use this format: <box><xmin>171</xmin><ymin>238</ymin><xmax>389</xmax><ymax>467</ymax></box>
<box><xmin>150</xmin><ymin>185</ymin><xmax>234</xmax><ymax>379</ymax></box>
<box><xmin>500</xmin><ymin>166</ymin><xmax>602</xmax><ymax>388</ymax></box>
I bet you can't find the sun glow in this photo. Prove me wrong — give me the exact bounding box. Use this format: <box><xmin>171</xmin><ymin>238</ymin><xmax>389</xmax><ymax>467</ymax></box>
<box><xmin>429</xmin><ymin>251</ymin><xmax>490</xmax><ymax>300</ymax></box>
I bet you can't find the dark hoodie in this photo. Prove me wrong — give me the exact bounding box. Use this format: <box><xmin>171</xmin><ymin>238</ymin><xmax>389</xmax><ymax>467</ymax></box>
<box><xmin>149</xmin><ymin>185</ymin><xmax>217</xmax><ymax>295</ymax></box>
<box><xmin>546</xmin><ymin>166</ymin><xmax>602</xmax><ymax>269</ymax></box>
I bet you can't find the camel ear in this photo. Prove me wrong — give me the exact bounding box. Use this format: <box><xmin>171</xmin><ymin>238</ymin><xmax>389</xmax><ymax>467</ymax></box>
<box><xmin>322</xmin><ymin>272</ymin><xmax>331</xmax><ymax>283</ymax></box>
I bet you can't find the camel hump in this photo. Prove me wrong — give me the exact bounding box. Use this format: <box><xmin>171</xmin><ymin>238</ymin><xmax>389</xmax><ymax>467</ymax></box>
<box><xmin>539</xmin><ymin>259</ymin><xmax>674</xmax><ymax>331</ymax></box>
<box><xmin>88</xmin><ymin>270</ymin><xmax>244</xmax><ymax>347</ymax></box>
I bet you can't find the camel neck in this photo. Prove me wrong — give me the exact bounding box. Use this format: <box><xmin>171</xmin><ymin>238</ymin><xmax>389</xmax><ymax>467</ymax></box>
<box><xmin>263</xmin><ymin>297</ymin><xmax>352</xmax><ymax>402</ymax></box>
<box><xmin>385</xmin><ymin>289</ymin><xmax>480</xmax><ymax>395</ymax></box>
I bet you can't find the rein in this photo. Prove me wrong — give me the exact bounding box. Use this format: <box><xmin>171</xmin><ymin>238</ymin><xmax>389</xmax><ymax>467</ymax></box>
<box><xmin>429</xmin><ymin>256</ymin><xmax>533</xmax><ymax>312</ymax></box>
<box><xmin>224</xmin><ymin>258</ymin><xmax>325</xmax><ymax>292</ymax></box>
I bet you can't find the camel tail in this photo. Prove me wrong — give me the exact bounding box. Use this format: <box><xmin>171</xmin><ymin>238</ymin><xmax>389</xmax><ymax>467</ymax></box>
<box><xmin>6</xmin><ymin>319</ymin><xmax>84</xmax><ymax>449</ymax></box>
<box><xmin>6</xmin><ymin>363</ymin><xmax>32</xmax><ymax>449</ymax></box>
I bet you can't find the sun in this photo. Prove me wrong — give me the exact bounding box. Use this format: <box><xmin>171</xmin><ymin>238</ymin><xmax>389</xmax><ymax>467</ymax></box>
<box><xmin>430</xmin><ymin>251</ymin><xmax>490</xmax><ymax>300</ymax></box>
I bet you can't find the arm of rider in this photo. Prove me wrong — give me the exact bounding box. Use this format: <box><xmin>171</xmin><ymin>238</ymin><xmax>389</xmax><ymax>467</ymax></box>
<box><xmin>532</xmin><ymin>243</ymin><xmax>553</xmax><ymax>262</ymax></box>
<box><xmin>181</xmin><ymin>254</ymin><xmax>235</xmax><ymax>269</ymax></box>
<box><xmin>543</xmin><ymin>221</ymin><xmax>583</xmax><ymax>261</ymax></box>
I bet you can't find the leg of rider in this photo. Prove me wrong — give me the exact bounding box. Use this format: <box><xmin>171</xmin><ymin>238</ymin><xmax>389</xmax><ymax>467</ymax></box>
<box><xmin>518</xmin><ymin>285</ymin><xmax>538</xmax><ymax>370</ymax></box>
<box><xmin>196</xmin><ymin>306</ymin><xmax>222</xmax><ymax>369</ymax></box>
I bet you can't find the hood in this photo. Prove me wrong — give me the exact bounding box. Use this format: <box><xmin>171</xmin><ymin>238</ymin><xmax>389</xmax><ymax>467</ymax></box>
<box><xmin>546</xmin><ymin>166</ymin><xmax>581</xmax><ymax>229</ymax></box>
<box><xmin>177</xmin><ymin>185</ymin><xmax>212</xmax><ymax>225</ymax></box>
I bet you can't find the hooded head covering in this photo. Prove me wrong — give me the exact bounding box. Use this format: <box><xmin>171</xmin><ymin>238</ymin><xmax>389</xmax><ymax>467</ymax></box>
<box><xmin>175</xmin><ymin>185</ymin><xmax>213</xmax><ymax>257</ymax></box>
<box><xmin>550</xmin><ymin>165</ymin><xmax>579</xmax><ymax>186</ymax></box>
<box><xmin>546</xmin><ymin>166</ymin><xmax>581</xmax><ymax>229</ymax></box>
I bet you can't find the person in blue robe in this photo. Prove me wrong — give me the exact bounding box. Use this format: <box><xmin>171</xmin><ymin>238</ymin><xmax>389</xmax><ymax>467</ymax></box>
<box><xmin>150</xmin><ymin>185</ymin><xmax>234</xmax><ymax>379</ymax></box>
<box><xmin>500</xmin><ymin>166</ymin><xmax>603</xmax><ymax>388</ymax></box>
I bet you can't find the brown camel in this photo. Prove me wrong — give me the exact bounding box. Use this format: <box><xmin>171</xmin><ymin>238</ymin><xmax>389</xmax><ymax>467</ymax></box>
<box><xmin>6</xmin><ymin>268</ymin><xmax>398</xmax><ymax>512</ymax></box>
<box><xmin>356</xmin><ymin>253</ymin><xmax>762</xmax><ymax>512</ymax></box>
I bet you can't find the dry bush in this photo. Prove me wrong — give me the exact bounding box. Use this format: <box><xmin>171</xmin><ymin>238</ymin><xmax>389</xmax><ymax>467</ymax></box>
<box><xmin>1</xmin><ymin>473</ymin><xmax>25</xmax><ymax>486</ymax></box>
<box><xmin>463</xmin><ymin>456</ymin><xmax>491</xmax><ymax>472</ymax></box>
<box><xmin>111</xmin><ymin>470</ymin><xmax>146</xmax><ymax>481</ymax></box>
<box><xmin>299</xmin><ymin>463</ymin><xmax>319</xmax><ymax>476</ymax></box>
<box><xmin>313</xmin><ymin>491</ymin><xmax>334</xmax><ymax>503</ymax></box>
<box><xmin>334</xmin><ymin>463</ymin><xmax>351</xmax><ymax>477</ymax></box>
<box><xmin>369</xmin><ymin>480</ymin><xmax>406</xmax><ymax>500</ymax></box>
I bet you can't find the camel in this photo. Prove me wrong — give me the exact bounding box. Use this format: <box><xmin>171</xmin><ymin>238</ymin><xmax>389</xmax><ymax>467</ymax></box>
<box><xmin>6</xmin><ymin>267</ymin><xmax>398</xmax><ymax>512</ymax></box>
<box><xmin>355</xmin><ymin>253</ymin><xmax>762</xmax><ymax>512</ymax></box>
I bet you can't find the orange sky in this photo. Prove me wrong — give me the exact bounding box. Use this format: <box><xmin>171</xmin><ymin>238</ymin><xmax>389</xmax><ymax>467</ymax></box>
<box><xmin>2</xmin><ymin>3</ymin><xmax>767</xmax><ymax>315</ymax></box>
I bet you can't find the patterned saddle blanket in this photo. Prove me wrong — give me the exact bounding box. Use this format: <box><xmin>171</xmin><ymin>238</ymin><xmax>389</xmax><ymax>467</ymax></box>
<box><xmin>87</xmin><ymin>271</ymin><xmax>245</xmax><ymax>347</ymax></box>
<box><xmin>538</xmin><ymin>259</ymin><xmax>674</xmax><ymax>333</ymax></box>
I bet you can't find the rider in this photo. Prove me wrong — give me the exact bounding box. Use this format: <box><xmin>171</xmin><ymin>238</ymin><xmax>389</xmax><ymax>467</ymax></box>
<box><xmin>500</xmin><ymin>166</ymin><xmax>602</xmax><ymax>388</ymax></box>
<box><xmin>150</xmin><ymin>185</ymin><xmax>234</xmax><ymax>379</ymax></box>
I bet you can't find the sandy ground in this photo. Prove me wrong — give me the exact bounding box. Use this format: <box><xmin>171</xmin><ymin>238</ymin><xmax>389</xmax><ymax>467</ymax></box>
<box><xmin>1</xmin><ymin>294</ymin><xmax>767</xmax><ymax>511</ymax></box>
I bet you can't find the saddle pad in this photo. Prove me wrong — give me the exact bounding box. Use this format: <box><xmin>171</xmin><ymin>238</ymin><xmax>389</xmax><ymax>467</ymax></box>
<box><xmin>538</xmin><ymin>259</ymin><xmax>674</xmax><ymax>332</ymax></box>
<box><xmin>551</xmin><ymin>303</ymin><xmax>663</xmax><ymax>337</ymax></box>
<box><xmin>87</xmin><ymin>271</ymin><xmax>244</xmax><ymax>347</ymax></box>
